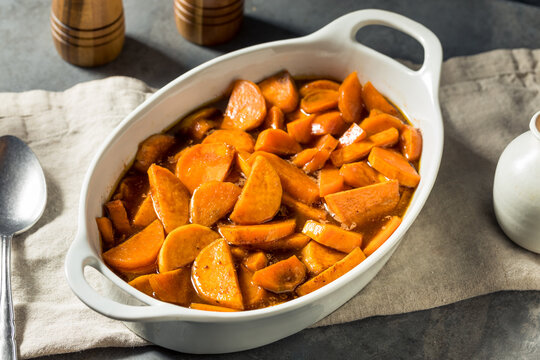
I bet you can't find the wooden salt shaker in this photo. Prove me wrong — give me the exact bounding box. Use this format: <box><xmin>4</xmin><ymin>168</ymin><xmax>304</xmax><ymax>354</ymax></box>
<box><xmin>174</xmin><ymin>0</ymin><xmax>244</xmax><ymax>46</ymax></box>
<box><xmin>50</xmin><ymin>0</ymin><xmax>125</xmax><ymax>67</ymax></box>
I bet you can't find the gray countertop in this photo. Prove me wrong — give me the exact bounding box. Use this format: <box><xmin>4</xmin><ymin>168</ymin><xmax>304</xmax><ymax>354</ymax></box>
<box><xmin>1</xmin><ymin>0</ymin><xmax>539</xmax><ymax>359</ymax></box>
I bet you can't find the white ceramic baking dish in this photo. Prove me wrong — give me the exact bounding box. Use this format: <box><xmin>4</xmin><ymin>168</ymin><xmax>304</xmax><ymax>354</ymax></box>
<box><xmin>65</xmin><ymin>9</ymin><xmax>443</xmax><ymax>354</ymax></box>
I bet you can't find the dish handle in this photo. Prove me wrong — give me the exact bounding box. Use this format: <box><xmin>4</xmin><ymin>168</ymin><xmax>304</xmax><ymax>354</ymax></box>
<box><xmin>313</xmin><ymin>9</ymin><xmax>443</xmax><ymax>96</ymax></box>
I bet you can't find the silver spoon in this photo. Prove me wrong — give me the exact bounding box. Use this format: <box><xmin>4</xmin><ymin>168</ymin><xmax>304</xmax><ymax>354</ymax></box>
<box><xmin>0</xmin><ymin>135</ymin><xmax>47</xmax><ymax>359</ymax></box>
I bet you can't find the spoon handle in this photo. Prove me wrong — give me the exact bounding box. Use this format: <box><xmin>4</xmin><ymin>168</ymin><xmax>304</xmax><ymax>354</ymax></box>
<box><xmin>0</xmin><ymin>234</ymin><xmax>16</xmax><ymax>359</ymax></box>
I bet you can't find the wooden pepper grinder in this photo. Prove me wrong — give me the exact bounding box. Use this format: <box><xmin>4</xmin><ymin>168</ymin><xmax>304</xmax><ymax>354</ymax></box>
<box><xmin>174</xmin><ymin>0</ymin><xmax>244</xmax><ymax>46</ymax></box>
<box><xmin>50</xmin><ymin>0</ymin><xmax>125</xmax><ymax>67</ymax></box>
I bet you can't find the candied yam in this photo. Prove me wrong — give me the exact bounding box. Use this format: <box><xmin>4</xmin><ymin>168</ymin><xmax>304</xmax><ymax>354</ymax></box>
<box><xmin>303</xmin><ymin>134</ymin><xmax>339</xmax><ymax>173</ymax></box>
<box><xmin>291</xmin><ymin>148</ymin><xmax>318</xmax><ymax>168</ymax></box>
<box><xmin>158</xmin><ymin>224</ymin><xmax>221</xmax><ymax>272</ymax></box>
<box><xmin>339</xmin><ymin>161</ymin><xmax>381</xmax><ymax>188</ymax></box>
<box><xmin>192</xmin><ymin>239</ymin><xmax>244</xmax><ymax>310</ymax></box>
<box><xmin>133</xmin><ymin>134</ymin><xmax>176</xmax><ymax>173</ymax></box>
<box><xmin>300</xmin><ymin>241</ymin><xmax>346</xmax><ymax>276</ymax></box>
<box><xmin>254</xmin><ymin>129</ymin><xmax>302</xmax><ymax>156</ymax></box>
<box><xmin>246</xmin><ymin>233</ymin><xmax>310</xmax><ymax>252</ymax></box>
<box><xmin>296</xmin><ymin>247</ymin><xmax>366</xmax><ymax>296</ymax></box>
<box><xmin>281</xmin><ymin>192</ymin><xmax>328</xmax><ymax>229</ymax></box>
<box><xmin>359</xmin><ymin>113</ymin><xmax>404</xmax><ymax>136</ymax></box>
<box><xmin>102</xmin><ymin>220</ymin><xmax>164</xmax><ymax>271</ymax></box>
<box><xmin>190</xmin><ymin>303</ymin><xmax>239</xmax><ymax>312</ymax></box>
<box><xmin>330</xmin><ymin>127</ymin><xmax>399</xmax><ymax>167</ymax></box>
<box><xmin>311</xmin><ymin>111</ymin><xmax>347</xmax><ymax>136</ymax></box>
<box><xmin>243</xmin><ymin>251</ymin><xmax>268</xmax><ymax>272</ymax></box>
<box><xmin>148</xmin><ymin>164</ymin><xmax>189</xmax><ymax>233</ymax></box>
<box><xmin>218</xmin><ymin>219</ymin><xmax>296</xmax><ymax>245</ymax></box>
<box><xmin>105</xmin><ymin>200</ymin><xmax>131</xmax><ymax>236</ymax></box>
<box><xmin>248</xmin><ymin>151</ymin><xmax>319</xmax><ymax>205</ymax></box>
<box><xmin>96</xmin><ymin>217</ymin><xmax>114</xmax><ymax>247</ymax></box>
<box><xmin>230</xmin><ymin>156</ymin><xmax>282</xmax><ymax>224</ymax></box>
<box><xmin>202</xmin><ymin>129</ymin><xmax>255</xmax><ymax>153</ymax></box>
<box><xmin>235</xmin><ymin>150</ymin><xmax>252</xmax><ymax>177</ymax></box>
<box><xmin>180</xmin><ymin>108</ymin><xmax>221</xmax><ymax>140</ymax></box>
<box><xmin>338</xmin><ymin>71</ymin><xmax>364</xmax><ymax>123</ymax></box>
<box><xmin>221</xmin><ymin>80</ymin><xmax>267</xmax><ymax>131</ymax></box>
<box><xmin>258</xmin><ymin>70</ymin><xmax>299</xmax><ymax>113</ymax></box>
<box><xmin>287</xmin><ymin>115</ymin><xmax>315</xmax><ymax>144</ymax></box>
<box><xmin>190</xmin><ymin>181</ymin><xmax>241</xmax><ymax>226</ymax></box>
<box><xmin>363</xmin><ymin>216</ymin><xmax>402</xmax><ymax>256</ymax></box>
<box><xmin>252</xmin><ymin>256</ymin><xmax>306</xmax><ymax>293</ymax></box>
<box><xmin>300</xmin><ymin>89</ymin><xmax>339</xmax><ymax>114</ymax></box>
<box><xmin>302</xmin><ymin>220</ymin><xmax>363</xmax><ymax>253</ymax></box>
<box><xmin>149</xmin><ymin>268</ymin><xmax>193</xmax><ymax>306</ymax></box>
<box><xmin>324</xmin><ymin>180</ymin><xmax>400</xmax><ymax>227</ymax></box>
<box><xmin>400</xmin><ymin>125</ymin><xmax>423</xmax><ymax>161</ymax></box>
<box><xmin>175</xmin><ymin>143</ymin><xmax>236</xmax><ymax>193</ymax></box>
<box><xmin>299</xmin><ymin>79</ymin><xmax>340</xmax><ymax>97</ymax></box>
<box><xmin>263</xmin><ymin>106</ymin><xmax>285</xmax><ymax>130</ymax></box>
<box><xmin>132</xmin><ymin>195</ymin><xmax>157</xmax><ymax>228</ymax></box>
<box><xmin>368</xmin><ymin>147</ymin><xmax>420</xmax><ymax>188</ymax></box>
<box><xmin>361</xmin><ymin>81</ymin><xmax>399</xmax><ymax>116</ymax></box>
<box><xmin>319</xmin><ymin>165</ymin><xmax>346</xmax><ymax>197</ymax></box>
<box><xmin>230</xmin><ymin>246</ymin><xmax>250</xmax><ymax>261</ymax></box>
<box><xmin>238</xmin><ymin>266</ymin><xmax>271</xmax><ymax>309</ymax></box>
<box><xmin>128</xmin><ymin>274</ymin><xmax>156</xmax><ymax>297</ymax></box>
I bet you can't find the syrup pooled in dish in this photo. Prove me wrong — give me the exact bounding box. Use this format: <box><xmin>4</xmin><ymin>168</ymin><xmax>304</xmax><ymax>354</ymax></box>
<box><xmin>97</xmin><ymin>70</ymin><xmax>422</xmax><ymax>311</ymax></box>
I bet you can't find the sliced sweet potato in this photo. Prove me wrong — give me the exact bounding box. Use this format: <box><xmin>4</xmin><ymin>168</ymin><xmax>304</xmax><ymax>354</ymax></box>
<box><xmin>258</xmin><ymin>70</ymin><xmax>299</xmax><ymax>113</ymax></box>
<box><xmin>238</xmin><ymin>266</ymin><xmax>271</xmax><ymax>309</ymax></box>
<box><xmin>302</xmin><ymin>220</ymin><xmax>363</xmax><ymax>253</ymax></box>
<box><xmin>158</xmin><ymin>224</ymin><xmax>221</xmax><ymax>272</ymax></box>
<box><xmin>252</xmin><ymin>255</ymin><xmax>306</xmax><ymax>293</ymax></box>
<box><xmin>359</xmin><ymin>113</ymin><xmax>404</xmax><ymax>136</ymax></box>
<box><xmin>281</xmin><ymin>192</ymin><xmax>328</xmax><ymax>229</ymax></box>
<box><xmin>254</xmin><ymin>129</ymin><xmax>302</xmax><ymax>155</ymax></box>
<box><xmin>175</xmin><ymin>143</ymin><xmax>236</xmax><ymax>193</ymax></box>
<box><xmin>368</xmin><ymin>147</ymin><xmax>420</xmax><ymax>188</ymax></box>
<box><xmin>399</xmin><ymin>125</ymin><xmax>423</xmax><ymax>161</ymax></box>
<box><xmin>190</xmin><ymin>181</ymin><xmax>241</xmax><ymax>226</ymax></box>
<box><xmin>105</xmin><ymin>200</ymin><xmax>131</xmax><ymax>236</ymax></box>
<box><xmin>299</xmin><ymin>79</ymin><xmax>340</xmax><ymax>97</ymax></box>
<box><xmin>149</xmin><ymin>268</ymin><xmax>193</xmax><ymax>306</ymax></box>
<box><xmin>192</xmin><ymin>239</ymin><xmax>244</xmax><ymax>310</ymax></box>
<box><xmin>339</xmin><ymin>161</ymin><xmax>381</xmax><ymax>188</ymax></box>
<box><xmin>230</xmin><ymin>155</ymin><xmax>282</xmax><ymax>224</ymax></box>
<box><xmin>218</xmin><ymin>219</ymin><xmax>296</xmax><ymax>245</ymax></box>
<box><xmin>303</xmin><ymin>134</ymin><xmax>339</xmax><ymax>173</ymax></box>
<box><xmin>264</xmin><ymin>106</ymin><xmax>285</xmax><ymax>130</ymax></box>
<box><xmin>96</xmin><ymin>217</ymin><xmax>114</xmax><ymax>247</ymax></box>
<box><xmin>337</xmin><ymin>123</ymin><xmax>367</xmax><ymax>149</ymax></box>
<box><xmin>361</xmin><ymin>81</ymin><xmax>399</xmax><ymax>116</ymax></box>
<box><xmin>324</xmin><ymin>180</ymin><xmax>400</xmax><ymax>227</ymax></box>
<box><xmin>300</xmin><ymin>89</ymin><xmax>339</xmax><ymax>114</ymax></box>
<box><xmin>319</xmin><ymin>165</ymin><xmax>346</xmax><ymax>197</ymax></box>
<box><xmin>248</xmin><ymin>151</ymin><xmax>319</xmax><ymax>205</ymax></box>
<box><xmin>296</xmin><ymin>247</ymin><xmax>366</xmax><ymax>296</ymax></box>
<box><xmin>221</xmin><ymin>80</ymin><xmax>267</xmax><ymax>131</ymax></box>
<box><xmin>132</xmin><ymin>195</ymin><xmax>157</xmax><ymax>228</ymax></box>
<box><xmin>300</xmin><ymin>241</ymin><xmax>346</xmax><ymax>276</ymax></box>
<box><xmin>230</xmin><ymin>246</ymin><xmax>250</xmax><ymax>261</ymax></box>
<box><xmin>179</xmin><ymin>107</ymin><xmax>221</xmax><ymax>140</ymax></box>
<box><xmin>291</xmin><ymin>148</ymin><xmax>318</xmax><ymax>168</ymax></box>
<box><xmin>128</xmin><ymin>274</ymin><xmax>156</xmax><ymax>297</ymax></box>
<box><xmin>363</xmin><ymin>216</ymin><xmax>402</xmax><ymax>256</ymax></box>
<box><xmin>202</xmin><ymin>129</ymin><xmax>255</xmax><ymax>153</ymax></box>
<box><xmin>246</xmin><ymin>233</ymin><xmax>310</xmax><ymax>252</ymax></box>
<box><xmin>287</xmin><ymin>115</ymin><xmax>315</xmax><ymax>144</ymax></box>
<box><xmin>133</xmin><ymin>134</ymin><xmax>176</xmax><ymax>173</ymax></box>
<box><xmin>311</xmin><ymin>111</ymin><xmax>347</xmax><ymax>136</ymax></box>
<box><xmin>148</xmin><ymin>164</ymin><xmax>189</xmax><ymax>233</ymax></box>
<box><xmin>236</xmin><ymin>150</ymin><xmax>252</xmax><ymax>177</ymax></box>
<box><xmin>243</xmin><ymin>251</ymin><xmax>268</xmax><ymax>272</ymax></box>
<box><xmin>330</xmin><ymin>127</ymin><xmax>399</xmax><ymax>167</ymax></box>
<box><xmin>338</xmin><ymin>71</ymin><xmax>364</xmax><ymax>123</ymax></box>
<box><xmin>102</xmin><ymin>219</ymin><xmax>164</xmax><ymax>271</ymax></box>
<box><xmin>190</xmin><ymin>303</ymin><xmax>239</xmax><ymax>312</ymax></box>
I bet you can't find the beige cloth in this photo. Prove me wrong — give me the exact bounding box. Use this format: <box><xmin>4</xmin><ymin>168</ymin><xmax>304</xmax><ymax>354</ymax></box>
<box><xmin>0</xmin><ymin>49</ymin><xmax>539</xmax><ymax>359</ymax></box>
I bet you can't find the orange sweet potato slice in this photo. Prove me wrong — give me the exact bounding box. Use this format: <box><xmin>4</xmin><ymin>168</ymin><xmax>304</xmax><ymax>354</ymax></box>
<box><xmin>179</xmin><ymin>107</ymin><xmax>221</xmax><ymax>140</ymax></box>
<box><xmin>281</xmin><ymin>192</ymin><xmax>328</xmax><ymax>228</ymax></box>
<box><xmin>221</xmin><ymin>80</ymin><xmax>267</xmax><ymax>131</ymax></box>
<box><xmin>190</xmin><ymin>303</ymin><xmax>239</xmax><ymax>312</ymax></box>
<box><xmin>252</xmin><ymin>256</ymin><xmax>306</xmax><ymax>293</ymax></box>
<box><xmin>190</xmin><ymin>181</ymin><xmax>241</xmax><ymax>226</ymax></box>
<box><xmin>258</xmin><ymin>70</ymin><xmax>299</xmax><ymax>113</ymax></box>
<box><xmin>300</xmin><ymin>241</ymin><xmax>346</xmax><ymax>276</ymax></box>
<box><xmin>319</xmin><ymin>165</ymin><xmax>347</xmax><ymax>197</ymax></box>
<box><xmin>337</xmin><ymin>123</ymin><xmax>367</xmax><ymax>148</ymax></box>
<box><xmin>303</xmin><ymin>134</ymin><xmax>339</xmax><ymax>173</ymax></box>
<box><xmin>368</xmin><ymin>147</ymin><xmax>420</xmax><ymax>188</ymax></box>
<box><xmin>243</xmin><ymin>251</ymin><xmax>268</xmax><ymax>272</ymax></box>
<box><xmin>296</xmin><ymin>247</ymin><xmax>366</xmax><ymax>296</ymax></box>
<box><xmin>246</xmin><ymin>233</ymin><xmax>310</xmax><ymax>252</ymax></box>
<box><xmin>133</xmin><ymin>134</ymin><xmax>176</xmax><ymax>173</ymax></box>
<box><xmin>202</xmin><ymin>129</ymin><xmax>255</xmax><ymax>153</ymax></box>
<box><xmin>230</xmin><ymin>246</ymin><xmax>250</xmax><ymax>261</ymax></box>
<box><xmin>363</xmin><ymin>216</ymin><xmax>402</xmax><ymax>256</ymax></box>
<box><xmin>338</xmin><ymin>71</ymin><xmax>364</xmax><ymax>123</ymax></box>
<box><xmin>105</xmin><ymin>200</ymin><xmax>131</xmax><ymax>236</ymax></box>
<box><xmin>263</xmin><ymin>106</ymin><xmax>285</xmax><ymax>130</ymax></box>
<box><xmin>359</xmin><ymin>113</ymin><xmax>404</xmax><ymax>136</ymax></box>
<box><xmin>148</xmin><ymin>164</ymin><xmax>189</xmax><ymax>233</ymax></box>
<box><xmin>339</xmin><ymin>161</ymin><xmax>381</xmax><ymax>188</ymax></box>
<box><xmin>291</xmin><ymin>148</ymin><xmax>318</xmax><ymax>168</ymax></box>
<box><xmin>311</xmin><ymin>111</ymin><xmax>347</xmax><ymax>136</ymax></box>
<box><xmin>238</xmin><ymin>266</ymin><xmax>272</xmax><ymax>309</ymax></box>
<box><xmin>254</xmin><ymin>129</ymin><xmax>302</xmax><ymax>156</ymax></box>
<box><xmin>302</xmin><ymin>220</ymin><xmax>363</xmax><ymax>253</ymax></box>
<box><xmin>399</xmin><ymin>125</ymin><xmax>423</xmax><ymax>161</ymax></box>
<box><xmin>235</xmin><ymin>150</ymin><xmax>252</xmax><ymax>177</ymax></box>
<box><xmin>287</xmin><ymin>115</ymin><xmax>315</xmax><ymax>144</ymax></box>
<box><xmin>324</xmin><ymin>180</ymin><xmax>400</xmax><ymax>227</ymax></box>
<box><xmin>248</xmin><ymin>151</ymin><xmax>319</xmax><ymax>205</ymax></box>
<box><xmin>230</xmin><ymin>156</ymin><xmax>282</xmax><ymax>224</ymax></box>
<box><xmin>175</xmin><ymin>143</ymin><xmax>236</xmax><ymax>193</ymax></box>
<box><xmin>158</xmin><ymin>224</ymin><xmax>221</xmax><ymax>272</ymax></box>
<box><xmin>300</xmin><ymin>89</ymin><xmax>339</xmax><ymax>114</ymax></box>
<box><xmin>192</xmin><ymin>239</ymin><xmax>244</xmax><ymax>310</ymax></box>
<box><xmin>96</xmin><ymin>217</ymin><xmax>114</xmax><ymax>247</ymax></box>
<box><xmin>218</xmin><ymin>219</ymin><xmax>296</xmax><ymax>245</ymax></box>
<box><xmin>299</xmin><ymin>79</ymin><xmax>340</xmax><ymax>97</ymax></box>
<box><xmin>149</xmin><ymin>268</ymin><xmax>193</xmax><ymax>306</ymax></box>
<box><xmin>132</xmin><ymin>195</ymin><xmax>157</xmax><ymax>228</ymax></box>
<box><xmin>361</xmin><ymin>81</ymin><xmax>399</xmax><ymax>116</ymax></box>
<box><xmin>102</xmin><ymin>219</ymin><xmax>164</xmax><ymax>271</ymax></box>
<box><xmin>128</xmin><ymin>273</ymin><xmax>156</xmax><ymax>297</ymax></box>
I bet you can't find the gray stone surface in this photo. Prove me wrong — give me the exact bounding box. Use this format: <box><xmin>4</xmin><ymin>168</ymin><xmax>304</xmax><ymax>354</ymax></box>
<box><xmin>1</xmin><ymin>0</ymin><xmax>539</xmax><ymax>359</ymax></box>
